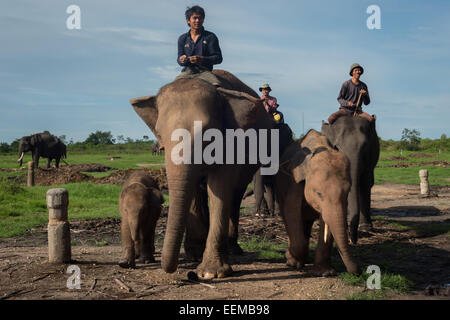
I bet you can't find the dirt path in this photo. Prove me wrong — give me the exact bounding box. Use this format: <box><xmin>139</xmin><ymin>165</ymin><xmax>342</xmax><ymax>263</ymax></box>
<box><xmin>0</xmin><ymin>183</ymin><xmax>449</xmax><ymax>300</ymax></box>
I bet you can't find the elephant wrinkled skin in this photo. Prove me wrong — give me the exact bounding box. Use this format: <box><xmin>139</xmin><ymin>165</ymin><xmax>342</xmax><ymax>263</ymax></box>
<box><xmin>275</xmin><ymin>129</ymin><xmax>359</xmax><ymax>275</ymax></box>
<box><xmin>130</xmin><ymin>70</ymin><xmax>274</xmax><ymax>279</ymax></box>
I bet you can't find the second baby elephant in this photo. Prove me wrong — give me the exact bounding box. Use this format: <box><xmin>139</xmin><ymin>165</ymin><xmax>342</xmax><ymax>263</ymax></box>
<box><xmin>275</xmin><ymin>129</ymin><xmax>359</xmax><ymax>275</ymax></box>
<box><xmin>118</xmin><ymin>170</ymin><xmax>165</xmax><ymax>268</ymax></box>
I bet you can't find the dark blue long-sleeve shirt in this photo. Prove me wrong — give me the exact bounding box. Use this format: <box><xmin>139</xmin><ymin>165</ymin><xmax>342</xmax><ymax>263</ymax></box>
<box><xmin>177</xmin><ymin>28</ymin><xmax>223</xmax><ymax>71</ymax></box>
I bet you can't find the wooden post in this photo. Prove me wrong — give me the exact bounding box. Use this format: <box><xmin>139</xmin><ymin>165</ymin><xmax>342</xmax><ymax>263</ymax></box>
<box><xmin>27</xmin><ymin>161</ymin><xmax>34</xmax><ymax>187</ymax></box>
<box><xmin>46</xmin><ymin>188</ymin><xmax>71</xmax><ymax>263</ymax></box>
<box><xmin>419</xmin><ymin>169</ymin><xmax>429</xmax><ymax>196</ymax></box>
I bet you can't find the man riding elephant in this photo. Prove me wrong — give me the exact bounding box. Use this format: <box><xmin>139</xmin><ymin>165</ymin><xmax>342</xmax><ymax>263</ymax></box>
<box><xmin>175</xmin><ymin>5</ymin><xmax>223</xmax><ymax>87</ymax></box>
<box><xmin>328</xmin><ymin>63</ymin><xmax>374</xmax><ymax>124</ymax></box>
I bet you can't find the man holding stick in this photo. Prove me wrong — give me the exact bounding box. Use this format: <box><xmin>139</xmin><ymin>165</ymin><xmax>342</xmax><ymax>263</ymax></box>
<box><xmin>328</xmin><ymin>63</ymin><xmax>374</xmax><ymax>124</ymax></box>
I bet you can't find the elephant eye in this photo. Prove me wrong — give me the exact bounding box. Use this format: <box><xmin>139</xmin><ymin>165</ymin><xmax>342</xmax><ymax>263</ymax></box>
<box><xmin>316</xmin><ymin>191</ymin><xmax>323</xmax><ymax>199</ymax></box>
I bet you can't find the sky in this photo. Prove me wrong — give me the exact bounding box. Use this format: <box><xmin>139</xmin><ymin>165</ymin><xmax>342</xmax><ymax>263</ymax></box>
<box><xmin>1</xmin><ymin>0</ymin><xmax>449</xmax><ymax>144</ymax></box>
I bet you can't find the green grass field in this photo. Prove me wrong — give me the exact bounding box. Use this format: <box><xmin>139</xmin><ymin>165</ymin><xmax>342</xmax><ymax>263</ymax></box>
<box><xmin>0</xmin><ymin>149</ymin><xmax>448</xmax><ymax>238</ymax></box>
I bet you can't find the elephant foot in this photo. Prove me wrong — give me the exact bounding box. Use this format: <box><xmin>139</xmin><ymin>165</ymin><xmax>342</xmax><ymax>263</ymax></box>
<box><xmin>118</xmin><ymin>259</ymin><xmax>136</xmax><ymax>269</ymax></box>
<box><xmin>228</xmin><ymin>240</ymin><xmax>244</xmax><ymax>255</ymax></box>
<box><xmin>185</xmin><ymin>243</ymin><xmax>205</xmax><ymax>262</ymax></box>
<box><xmin>196</xmin><ymin>257</ymin><xmax>233</xmax><ymax>279</ymax></box>
<box><xmin>137</xmin><ymin>255</ymin><xmax>155</xmax><ymax>264</ymax></box>
<box><xmin>312</xmin><ymin>265</ymin><xmax>336</xmax><ymax>277</ymax></box>
<box><xmin>285</xmin><ymin>251</ymin><xmax>305</xmax><ymax>270</ymax></box>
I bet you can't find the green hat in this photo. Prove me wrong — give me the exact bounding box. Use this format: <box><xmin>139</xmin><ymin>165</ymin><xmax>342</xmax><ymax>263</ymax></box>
<box><xmin>259</xmin><ymin>83</ymin><xmax>271</xmax><ymax>92</ymax></box>
<box><xmin>349</xmin><ymin>63</ymin><xmax>364</xmax><ymax>76</ymax></box>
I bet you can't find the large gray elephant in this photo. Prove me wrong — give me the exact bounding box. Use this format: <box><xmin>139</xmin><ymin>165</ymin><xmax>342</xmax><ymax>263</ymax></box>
<box><xmin>130</xmin><ymin>70</ymin><xmax>277</xmax><ymax>279</ymax></box>
<box><xmin>17</xmin><ymin>132</ymin><xmax>67</xmax><ymax>168</ymax></box>
<box><xmin>321</xmin><ymin>116</ymin><xmax>379</xmax><ymax>244</ymax></box>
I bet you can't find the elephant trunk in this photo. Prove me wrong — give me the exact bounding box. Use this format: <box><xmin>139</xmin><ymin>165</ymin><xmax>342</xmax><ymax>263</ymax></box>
<box><xmin>322</xmin><ymin>202</ymin><xmax>359</xmax><ymax>274</ymax></box>
<box><xmin>161</xmin><ymin>163</ymin><xmax>200</xmax><ymax>273</ymax></box>
<box><xmin>347</xmin><ymin>164</ymin><xmax>360</xmax><ymax>244</ymax></box>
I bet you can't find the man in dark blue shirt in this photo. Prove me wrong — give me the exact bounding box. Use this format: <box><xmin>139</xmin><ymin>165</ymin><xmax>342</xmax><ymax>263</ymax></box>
<box><xmin>175</xmin><ymin>5</ymin><xmax>223</xmax><ymax>86</ymax></box>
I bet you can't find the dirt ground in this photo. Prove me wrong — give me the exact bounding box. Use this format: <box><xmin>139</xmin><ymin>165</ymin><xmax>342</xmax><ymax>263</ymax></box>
<box><xmin>0</xmin><ymin>166</ymin><xmax>449</xmax><ymax>300</ymax></box>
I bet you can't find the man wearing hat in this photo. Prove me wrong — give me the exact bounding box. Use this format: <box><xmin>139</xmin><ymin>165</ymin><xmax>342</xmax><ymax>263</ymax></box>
<box><xmin>328</xmin><ymin>63</ymin><xmax>374</xmax><ymax>124</ymax></box>
<box><xmin>259</xmin><ymin>83</ymin><xmax>279</xmax><ymax>115</ymax></box>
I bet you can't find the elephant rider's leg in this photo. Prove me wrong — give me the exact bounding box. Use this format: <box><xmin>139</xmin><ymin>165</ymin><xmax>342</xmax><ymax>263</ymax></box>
<box><xmin>175</xmin><ymin>65</ymin><xmax>224</xmax><ymax>87</ymax></box>
<box><xmin>357</xmin><ymin>110</ymin><xmax>375</xmax><ymax>123</ymax></box>
<box><xmin>196</xmin><ymin>70</ymin><xmax>222</xmax><ymax>87</ymax></box>
<box><xmin>328</xmin><ymin>107</ymin><xmax>351</xmax><ymax>124</ymax></box>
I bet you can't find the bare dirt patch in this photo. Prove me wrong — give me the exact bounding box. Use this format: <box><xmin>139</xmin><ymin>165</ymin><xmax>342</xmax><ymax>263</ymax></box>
<box><xmin>8</xmin><ymin>164</ymin><xmax>168</xmax><ymax>191</ymax></box>
<box><xmin>377</xmin><ymin>160</ymin><xmax>450</xmax><ymax>168</ymax></box>
<box><xmin>1</xmin><ymin>183</ymin><xmax>449</xmax><ymax>300</ymax></box>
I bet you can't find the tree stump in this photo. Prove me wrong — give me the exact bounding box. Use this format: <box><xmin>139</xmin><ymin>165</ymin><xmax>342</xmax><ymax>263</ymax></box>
<box><xmin>46</xmin><ymin>188</ymin><xmax>71</xmax><ymax>263</ymax></box>
<box><xmin>419</xmin><ymin>169</ymin><xmax>430</xmax><ymax>196</ymax></box>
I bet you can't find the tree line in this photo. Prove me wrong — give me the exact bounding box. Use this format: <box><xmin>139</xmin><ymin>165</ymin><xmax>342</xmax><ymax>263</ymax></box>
<box><xmin>1</xmin><ymin>129</ymin><xmax>449</xmax><ymax>154</ymax></box>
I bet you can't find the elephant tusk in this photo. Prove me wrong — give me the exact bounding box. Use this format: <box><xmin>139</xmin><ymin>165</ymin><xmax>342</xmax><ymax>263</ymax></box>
<box><xmin>17</xmin><ymin>152</ymin><xmax>24</xmax><ymax>162</ymax></box>
<box><xmin>324</xmin><ymin>223</ymin><xmax>329</xmax><ymax>244</ymax></box>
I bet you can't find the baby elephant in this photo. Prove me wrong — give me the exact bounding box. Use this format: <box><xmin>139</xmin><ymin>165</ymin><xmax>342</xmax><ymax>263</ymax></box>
<box><xmin>276</xmin><ymin>129</ymin><xmax>359</xmax><ymax>275</ymax></box>
<box><xmin>119</xmin><ymin>171</ymin><xmax>164</xmax><ymax>268</ymax></box>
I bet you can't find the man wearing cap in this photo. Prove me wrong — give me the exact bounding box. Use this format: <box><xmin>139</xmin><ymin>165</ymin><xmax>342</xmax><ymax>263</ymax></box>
<box><xmin>259</xmin><ymin>83</ymin><xmax>279</xmax><ymax>115</ymax></box>
<box><xmin>328</xmin><ymin>63</ymin><xmax>374</xmax><ymax>124</ymax></box>
<box><xmin>176</xmin><ymin>5</ymin><xmax>223</xmax><ymax>86</ymax></box>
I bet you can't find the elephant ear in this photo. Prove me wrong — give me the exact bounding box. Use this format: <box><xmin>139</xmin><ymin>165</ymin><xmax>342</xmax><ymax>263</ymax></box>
<box><xmin>321</xmin><ymin>121</ymin><xmax>338</xmax><ymax>149</ymax></box>
<box><xmin>216</xmin><ymin>87</ymin><xmax>267</xmax><ymax>129</ymax></box>
<box><xmin>130</xmin><ymin>96</ymin><xmax>161</xmax><ymax>143</ymax></box>
<box><xmin>289</xmin><ymin>147</ymin><xmax>314</xmax><ymax>184</ymax></box>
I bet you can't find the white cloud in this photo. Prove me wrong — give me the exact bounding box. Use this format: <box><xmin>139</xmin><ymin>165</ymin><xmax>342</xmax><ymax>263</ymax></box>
<box><xmin>94</xmin><ymin>27</ymin><xmax>176</xmax><ymax>44</ymax></box>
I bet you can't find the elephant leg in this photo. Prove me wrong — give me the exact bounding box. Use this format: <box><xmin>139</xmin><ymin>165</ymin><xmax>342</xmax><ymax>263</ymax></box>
<box><xmin>119</xmin><ymin>217</ymin><xmax>136</xmax><ymax>268</ymax></box>
<box><xmin>184</xmin><ymin>182</ymin><xmax>209</xmax><ymax>261</ymax></box>
<box><xmin>254</xmin><ymin>171</ymin><xmax>265</xmax><ymax>215</ymax></box>
<box><xmin>312</xmin><ymin>217</ymin><xmax>336</xmax><ymax>276</ymax></box>
<box><xmin>228</xmin><ymin>186</ymin><xmax>246</xmax><ymax>255</ymax></box>
<box><xmin>281</xmin><ymin>183</ymin><xmax>308</xmax><ymax>269</ymax></box>
<box><xmin>138</xmin><ymin>218</ymin><xmax>155</xmax><ymax>264</ymax></box>
<box><xmin>55</xmin><ymin>157</ymin><xmax>60</xmax><ymax>168</ymax></box>
<box><xmin>196</xmin><ymin>170</ymin><xmax>233</xmax><ymax>279</ymax></box>
<box><xmin>32</xmin><ymin>153</ymin><xmax>39</xmax><ymax>169</ymax></box>
<box><xmin>264</xmin><ymin>179</ymin><xmax>275</xmax><ymax>216</ymax></box>
<box><xmin>46</xmin><ymin>158</ymin><xmax>51</xmax><ymax>169</ymax></box>
<box><xmin>359</xmin><ymin>171</ymin><xmax>373</xmax><ymax>230</ymax></box>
